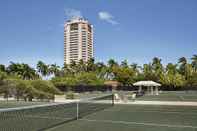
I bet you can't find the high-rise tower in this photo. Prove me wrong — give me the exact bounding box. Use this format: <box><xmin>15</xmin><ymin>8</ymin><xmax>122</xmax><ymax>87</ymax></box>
<box><xmin>64</xmin><ymin>18</ymin><xmax>94</xmax><ymax>65</ymax></box>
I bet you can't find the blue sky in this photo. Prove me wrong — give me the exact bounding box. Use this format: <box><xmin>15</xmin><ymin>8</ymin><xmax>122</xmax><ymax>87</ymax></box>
<box><xmin>0</xmin><ymin>0</ymin><xmax>197</xmax><ymax>67</ymax></box>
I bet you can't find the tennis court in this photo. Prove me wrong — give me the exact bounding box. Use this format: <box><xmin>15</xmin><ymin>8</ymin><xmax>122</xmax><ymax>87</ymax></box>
<box><xmin>47</xmin><ymin>104</ymin><xmax>197</xmax><ymax>131</ymax></box>
<box><xmin>0</xmin><ymin>94</ymin><xmax>114</xmax><ymax>131</ymax></box>
<box><xmin>1</xmin><ymin>93</ymin><xmax>197</xmax><ymax>131</ymax></box>
<box><xmin>131</xmin><ymin>91</ymin><xmax>197</xmax><ymax>102</ymax></box>
<box><xmin>0</xmin><ymin>100</ymin><xmax>50</xmax><ymax>109</ymax></box>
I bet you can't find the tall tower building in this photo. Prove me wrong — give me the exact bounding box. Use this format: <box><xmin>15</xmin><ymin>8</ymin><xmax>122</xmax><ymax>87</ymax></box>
<box><xmin>64</xmin><ymin>18</ymin><xmax>94</xmax><ymax>65</ymax></box>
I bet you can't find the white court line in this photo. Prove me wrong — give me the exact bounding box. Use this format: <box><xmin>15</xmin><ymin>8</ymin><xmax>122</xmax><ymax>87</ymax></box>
<box><xmin>80</xmin><ymin>119</ymin><xmax>197</xmax><ymax>129</ymax></box>
<box><xmin>102</xmin><ymin>109</ymin><xmax>197</xmax><ymax>115</ymax></box>
<box><xmin>1</xmin><ymin>114</ymin><xmax>74</xmax><ymax>120</ymax></box>
<box><xmin>115</xmin><ymin>101</ymin><xmax>197</xmax><ymax>106</ymax></box>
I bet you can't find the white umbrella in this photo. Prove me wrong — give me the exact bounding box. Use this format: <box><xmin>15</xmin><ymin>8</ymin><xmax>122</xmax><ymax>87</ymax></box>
<box><xmin>133</xmin><ymin>81</ymin><xmax>161</xmax><ymax>87</ymax></box>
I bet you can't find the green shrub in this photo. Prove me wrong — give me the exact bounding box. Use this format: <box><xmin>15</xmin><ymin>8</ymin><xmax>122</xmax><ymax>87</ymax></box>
<box><xmin>66</xmin><ymin>92</ymin><xmax>75</xmax><ymax>99</ymax></box>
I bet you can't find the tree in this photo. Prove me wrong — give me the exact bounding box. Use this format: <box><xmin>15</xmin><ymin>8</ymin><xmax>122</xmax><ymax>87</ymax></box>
<box><xmin>108</xmin><ymin>59</ymin><xmax>118</xmax><ymax>68</ymax></box>
<box><xmin>87</xmin><ymin>58</ymin><xmax>96</xmax><ymax>72</ymax></box>
<box><xmin>0</xmin><ymin>72</ymin><xmax>8</xmax><ymax>98</ymax></box>
<box><xmin>143</xmin><ymin>64</ymin><xmax>156</xmax><ymax>81</ymax></box>
<box><xmin>120</xmin><ymin>60</ymin><xmax>129</xmax><ymax>68</ymax></box>
<box><xmin>21</xmin><ymin>63</ymin><xmax>38</xmax><ymax>80</ymax></box>
<box><xmin>166</xmin><ymin>63</ymin><xmax>177</xmax><ymax>75</ymax></box>
<box><xmin>191</xmin><ymin>54</ymin><xmax>197</xmax><ymax>72</ymax></box>
<box><xmin>95</xmin><ymin>62</ymin><xmax>106</xmax><ymax>72</ymax></box>
<box><xmin>152</xmin><ymin>57</ymin><xmax>163</xmax><ymax>81</ymax></box>
<box><xmin>69</xmin><ymin>60</ymin><xmax>77</xmax><ymax>74</ymax></box>
<box><xmin>77</xmin><ymin>59</ymin><xmax>87</xmax><ymax>72</ymax></box>
<box><xmin>11</xmin><ymin>79</ymin><xmax>27</xmax><ymax>101</ymax></box>
<box><xmin>6</xmin><ymin>62</ymin><xmax>20</xmax><ymax>75</ymax></box>
<box><xmin>37</xmin><ymin>61</ymin><xmax>50</xmax><ymax>77</ymax></box>
<box><xmin>31</xmin><ymin>80</ymin><xmax>62</xmax><ymax>100</ymax></box>
<box><xmin>160</xmin><ymin>63</ymin><xmax>185</xmax><ymax>87</ymax></box>
<box><xmin>50</xmin><ymin>64</ymin><xmax>60</xmax><ymax>77</ymax></box>
<box><xmin>178</xmin><ymin>57</ymin><xmax>187</xmax><ymax>76</ymax></box>
<box><xmin>76</xmin><ymin>72</ymin><xmax>104</xmax><ymax>86</ymax></box>
<box><xmin>7</xmin><ymin>62</ymin><xmax>38</xmax><ymax>80</ymax></box>
<box><xmin>52</xmin><ymin>76</ymin><xmax>77</xmax><ymax>87</ymax></box>
<box><xmin>130</xmin><ymin>63</ymin><xmax>140</xmax><ymax>72</ymax></box>
<box><xmin>105</xmin><ymin>59</ymin><xmax>119</xmax><ymax>80</ymax></box>
<box><xmin>160</xmin><ymin>72</ymin><xmax>185</xmax><ymax>87</ymax></box>
<box><xmin>62</xmin><ymin>64</ymin><xmax>72</xmax><ymax>76</ymax></box>
<box><xmin>187</xmin><ymin>72</ymin><xmax>197</xmax><ymax>87</ymax></box>
<box><xmin>130</xmin><ymin>63</ymin><xmax>141</xmax><ymax>78</ymax></box>
<box><xmin>0</xmin><ymin>79</ymin><xmax>13</xmax><ymax>100</ymax></box>
<box><xmin>112</xmin><ymin>66</ymin><xmax>135</xmax><ymax>85</ymax></box>
<box><xmin>0</xmin><ymin>71</ymin><xmax>7</xmax><ymax>82</ymax></box>
<box><xmin>95</xmin><ymin>62</ymin><xmax>107</xmax><ymax>79</ymax></box>
<box><xmin>185</xmin><ymin>64</ymin><xmax>194</xmax><ymax>79</ymax></box>
<box><xmin>0</xmin><ymin>64</ymin><xmax>6</xmax><ymax>72</ymax></box>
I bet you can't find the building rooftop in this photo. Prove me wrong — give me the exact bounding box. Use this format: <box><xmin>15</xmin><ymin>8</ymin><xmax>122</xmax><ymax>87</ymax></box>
<box><xmin>66</xmin><ymin>17</ymin><xmax>87</xmax><ymax>22</ymax></box>
<box><xmin>65</xmin><ymin>17</ymin><xmax>91</xmax><ymax>26</ymax></box>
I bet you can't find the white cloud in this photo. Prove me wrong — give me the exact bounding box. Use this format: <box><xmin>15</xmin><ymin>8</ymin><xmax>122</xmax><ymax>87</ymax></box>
<box><xmin>98</xmin><ymin>11</ymin><xmax>119</xmax><ymax>25</ymax></box>
<box><xmin>65</xmin><ymin>9</ymin><xmax>82</xmax><ymax>19</ymax></box>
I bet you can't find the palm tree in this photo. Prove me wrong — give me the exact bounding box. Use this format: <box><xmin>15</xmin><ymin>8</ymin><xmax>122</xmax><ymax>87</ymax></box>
<box><xmin>87</xmin><ymin>58</ymin><xmax>96</xmax><ymax>72</ymax></box>
<box><xmin>178</xmin><ymin>57</ymin><xmax>187</xmax><ymax>76</ymax></box>
<box><xmin>0</xmin><ymin>64</ymin><xmax>6</xmax><ymax>72</ymax></box>
<box><xmin>120</xmin><ymin>60</ymin><xmax>128</xmax><ymax>68</ymax></box>
<box><xmin>166</xmin><ymin>63</ymin><xmax>177</xmax><ymax>75</ymax></box>
<box><xmin>69</xmin><ymin>60</ymin><xmax>77</xmax><ymax>74</ymax></box>
<box><xmin>95</xmin><ymin>62</ymin><xmax>106</xmax><ymax>72</ymax></box>
<box><xmin>151</xmin><ymin>57</ymin><xmax>163</xmax><ymax>81</ymax></box>
<box><xmin>50</xmin><ymin>64</ymin><xmax>60</xmax><ymax>76</ymax></box>
<box><xmin>178</xmin><ymin>57</ymin><xmax>187</xmax><ymax>65</ymax></box>
<box><xmin>0</xmin><ymin>71</ymin><xmax>7</xmax><ymax>81</ymax></box>
<box><xmin>185</xmin><ymin>64</ymin><xmax>193</xmax><ymax>79</ymax></box>
<box><xmin>152</xmin><ymin>57</ymin><xmax>163</xmax><ymax>71</ymax></box>
<box><xmin>152</xmin><ymin>57</ymin><xmax>161</xmax><ymax>64</ymax></box>
<box><xmin>77</xmin><ymin>59</ymin><xmax>87</xmax><ymax>72</ymax></box>
<box><xmin>130</xmin><ymin>63</ymin><xmax>141</xmax><ymax>72</ymax></box>
<box><xmin>107</xmin><ymin>59</ymin><xmax>118</xmax><ymax>68</ymax></box>
<box><xmin>6</xmin><ymin>62</ymin><xmax>38</xmax><ymax>80</ymax></box>
<box><xmin>62</xmin><ymin>64</ymin><xmax>71</xmax><ymax>76</ymax></box>
<box><xmin>191</xmin><ymin>54</ymin><xmax>197</xmax><ymax>72</ymax></box>
<box><xmin>37</xmin><ymin>61</ymin><xmax>50</xmax><ymax>77</ymax></box>
<box><xmin>21</xmin><ymin>63</ymin><xmax>38</xmax><ymax>80</ymax></box>
<box><xmin>95</xmin><ymin>62</ymin><xmax>107</xmax><ymax>79</ymax></box>
<box><xmin>106</xmin><ymin>59</ymin><xmax>118</xmax><ymax>80</ymax></box>
<box><xmin>143</xmin><ymin>63</ymin><xmax>157</xmax><ymax>81</ymax></box>
<box><xmin>7</xmin><ymin>62</ymin><xmax>19</xmax><ymax>75</ymax></box>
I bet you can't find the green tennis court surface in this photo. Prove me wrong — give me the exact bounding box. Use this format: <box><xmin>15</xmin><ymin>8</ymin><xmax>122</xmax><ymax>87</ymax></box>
<box><xmin>133</xmin><ymin>91</ymin><xmax>197</xmax><ymax>101</ymax></box>
<box><xmin>47</xmin><ymin>104</ymin><xmax>197</xmax><ymax>131</ymax></box>
<box><xmin>0</xmin><ymin>94</ymin><xmax>114</xmax><ymax>131</ymax></box>
<box><xmin>1</xmin><ymin>93</ymin><xmax>197</xmax><ymax>131</ymax></box>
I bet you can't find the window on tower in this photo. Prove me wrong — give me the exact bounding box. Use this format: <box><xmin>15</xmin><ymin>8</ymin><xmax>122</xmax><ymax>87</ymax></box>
<box><xmin>70</xmin><ymin>23</ymin><xmax>78</xmax><ymax>30</ymax></box>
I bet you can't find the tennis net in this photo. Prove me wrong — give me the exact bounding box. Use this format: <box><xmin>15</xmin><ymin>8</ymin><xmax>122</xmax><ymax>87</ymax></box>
<box><xmin>0</xmin><ymin>94</ymin><xmax>114</xmax><ymax>131</ymax></box>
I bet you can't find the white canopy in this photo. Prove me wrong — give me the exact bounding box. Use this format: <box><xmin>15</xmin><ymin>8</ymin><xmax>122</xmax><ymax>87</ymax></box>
<box><xmin>133</xmin><ymin>81</ymin><xmax>161</xmax><ymax>87</ymax></box>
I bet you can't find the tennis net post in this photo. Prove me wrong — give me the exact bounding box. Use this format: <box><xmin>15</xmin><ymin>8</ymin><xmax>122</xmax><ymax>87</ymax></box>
<box><xmin>76</xmin><ymin>101</ymin><xmax>79</xmax><ymax>120</ymax></box>
<box><xmin>112</xmin><ymin>93</ymin><xmax>115</xmax><ymax>106</ymax></box>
